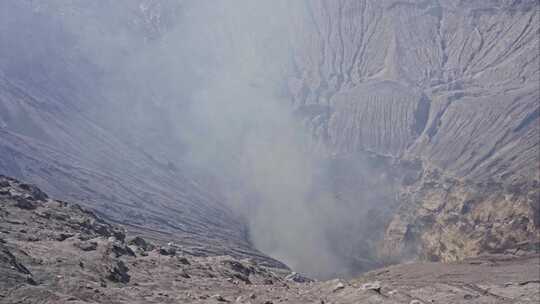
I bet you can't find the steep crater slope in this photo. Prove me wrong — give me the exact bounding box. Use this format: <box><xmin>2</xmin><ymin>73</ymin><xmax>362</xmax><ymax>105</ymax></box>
<box><xmin>0</xmin><ymin>0</ymin><xmax>283</xmax><ymax>268</ymax></box>
<box><xmin>287</xmin><ymin>0</ymin><xmax>539</xmax><ymax>262</ymax></box>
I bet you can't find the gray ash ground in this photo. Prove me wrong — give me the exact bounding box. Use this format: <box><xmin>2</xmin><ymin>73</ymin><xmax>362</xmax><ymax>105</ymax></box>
<box><xmin>1</xmin><ymin>176</ymin><xmax>539</xmax><ymax>304</ymax></box>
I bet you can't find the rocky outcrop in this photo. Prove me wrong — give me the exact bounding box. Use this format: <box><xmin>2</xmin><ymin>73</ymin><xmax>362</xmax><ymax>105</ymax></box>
<box><xmin>0</xmin><ymin>176</ymin><xmax>290</xmax><ymax>303</ymax></box>
<box><xmin>1</xmin><ymin>176</ymin><xmax>538</xmax><ymax>303</ymax></box>
<box><xmin>381</xmin><ymin>167</ymin><xmax>539</xmax><ymax>262</ymax></box>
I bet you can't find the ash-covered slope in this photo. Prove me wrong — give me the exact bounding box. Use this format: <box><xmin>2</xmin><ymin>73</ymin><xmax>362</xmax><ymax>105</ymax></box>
<box><xmin>288</xmin><ymin>0</ymin><xmax>540</xmax><ymax>262</ymax></box>
<box><xmin>290</xmin><ymin>0</ymin><xmax>539</xmax><ymax>183</ymax></box>
<box><xmin>0</xmin><ymin>0</ymin><xmax>283</xmax><ymax>267</ymax></box>
<box><xmin>0</xmin><ymin>72</ymin><xmax>278</xmax><ymax>265</ymax></box>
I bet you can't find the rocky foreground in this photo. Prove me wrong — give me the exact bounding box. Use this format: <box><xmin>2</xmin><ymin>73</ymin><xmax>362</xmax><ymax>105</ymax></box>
<box><xmin>1</xmin><ymin>176</ymin><xmax>539</xmax><ymax>304</ymax></box>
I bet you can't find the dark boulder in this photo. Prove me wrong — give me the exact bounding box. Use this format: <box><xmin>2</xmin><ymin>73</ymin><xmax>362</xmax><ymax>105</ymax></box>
<box><xmin>107</xmin><ymin>260</ymin><xmax>130</xmax><ymax>283</ymax></box>
<box><xmin>1</xmin><ymin>246</ymin><xmax>31</xmax><ymax>275</ymax></box>
<box><xmin>284</xmin><ymin>272</ymin><xmax>313</xmax><ymax>283</ymax></box>
<box><xmin>111</xmin><ymin>243</ymin><xmax>135</xmax><ymax>258</ymax></box>
<box><xmin>15</xmin><ymin>198</ymin><xmax>38</xmax><ymax>210</ymax></box>
<box><xmin>222</xmin><ymin>260</ymin><xmax>253</xmax><ymax>277</ymax></box>
<box><xmin>159</xmin><ymin>246</ymin><xmax>176</xmax><ymax>256</ymax></box>
<box><xmin>56</xmin><ymin>233</ymin><xmax>74</xmax><ymax>241</ymax></box>
<box><xmin>176</xmin><ymin>256</ymin><xmax>190</xmax><ymax>265</ymax></box>
<box><xmin>128</xmin><ymin>236</ymin><xmax>155</xmax><ymax>251</ymax></box>
<box><xmin>18</xmin><ymin>184</ymin><xmax>48</xmax><ymax>201</ymax></box>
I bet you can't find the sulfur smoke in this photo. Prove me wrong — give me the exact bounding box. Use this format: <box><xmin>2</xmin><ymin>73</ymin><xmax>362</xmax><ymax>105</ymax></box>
<box><xmin>1</xmin><ymin>0</ymin><xmax>396</xmax><ymax>279</ymax></box>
